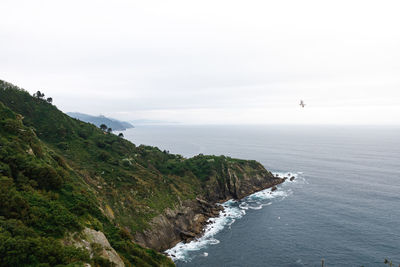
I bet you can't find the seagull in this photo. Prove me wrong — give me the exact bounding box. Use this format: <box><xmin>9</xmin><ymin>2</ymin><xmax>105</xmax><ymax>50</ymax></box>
<box><xmin>299</xmin><ymin>100</ymin><xmax>306</xmax><ymax>108</ymax></box>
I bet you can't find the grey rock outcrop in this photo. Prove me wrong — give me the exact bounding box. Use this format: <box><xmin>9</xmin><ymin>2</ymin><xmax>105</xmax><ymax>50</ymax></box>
<box><xmin>65</xmin><ymin>228</ymin><xmax>125</xmax><ymax>267</ymax></box>
<box><xmin>134</xmin><ymin>162</ymin><xmax>283</xmax><ymax>251</ymax></box>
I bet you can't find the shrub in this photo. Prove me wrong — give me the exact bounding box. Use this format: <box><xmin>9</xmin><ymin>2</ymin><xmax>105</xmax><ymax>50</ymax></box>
<box><xmin>26</xmin><ymin>164</ymin><xmax>64</xmax><ymax>190</ymax></box>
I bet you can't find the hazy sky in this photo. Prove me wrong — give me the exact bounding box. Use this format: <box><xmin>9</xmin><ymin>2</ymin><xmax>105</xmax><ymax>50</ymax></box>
<box><xmin>1</xmin><ymin>0</ymin><xmax>399</xmax><ymax>124</ymax></box>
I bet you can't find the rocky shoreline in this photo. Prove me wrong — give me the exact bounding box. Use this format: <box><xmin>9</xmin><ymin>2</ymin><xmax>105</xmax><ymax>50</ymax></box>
<box><xmin>134</xmin><ymin>169</ymin><xmax>285</xmax><ymax>252</ymax></box>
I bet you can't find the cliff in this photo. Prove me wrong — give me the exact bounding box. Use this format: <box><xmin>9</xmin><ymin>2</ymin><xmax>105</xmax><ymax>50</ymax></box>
<box><xmin>134</xmin><ymin>161</ymin><xmax>283</xmax><ymax>251</ymax></box>
<box><xmin>0</xmin><ymin>80</ymin><xmax>282</xmax><ymax>266</ymax></box>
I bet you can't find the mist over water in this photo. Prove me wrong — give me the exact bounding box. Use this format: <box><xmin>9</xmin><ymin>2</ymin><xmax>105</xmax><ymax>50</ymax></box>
<box><xmin>121</xmin><ymin>125</ymin><xmax>400</xmax><ymax>267</ymax></box>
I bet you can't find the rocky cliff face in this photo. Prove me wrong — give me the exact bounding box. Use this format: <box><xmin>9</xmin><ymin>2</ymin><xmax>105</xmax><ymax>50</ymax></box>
<box><xmin>134</xmin><ymin>161</ymin><xmax>284</xmax><ymax>251</ymax></box>
<box><xmin>134</xmin><ymin>198</ymin><xmax>222</xmax><ymax>251</ymax></box>
<box><xmin>202</xmin><ymin>160</ymin><xmax>282</xmax><ymax>201</ymax></box>
<box><xmin>65</xmin><ymin>228</ymin><xmax>125</xmax><ymax>267</ymax></box>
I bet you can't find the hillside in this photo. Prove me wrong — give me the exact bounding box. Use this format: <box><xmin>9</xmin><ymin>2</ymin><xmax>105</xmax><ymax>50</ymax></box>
<box><xmin>67</xmin><ymin>112</ymin><xmax>134</xmax><ymax>131</ymax></box>
<box><xmin>0</xmin><ymin>81</ymin><xmax>174</xmax><ymax>266</ymax></box>
<box><xmin>0</xmin><ymin>80</ymin><xmax>283</xmax><ymax>266</ymax></box>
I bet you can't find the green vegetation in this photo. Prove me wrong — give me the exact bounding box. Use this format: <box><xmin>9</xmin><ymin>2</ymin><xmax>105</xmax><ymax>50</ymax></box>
<box><xmin>0</xmin><ymin>81</ymin><xmax>176</xmax><ymax>266</ymax></box>
<box><xmin>0</xmin><ymin>80</ymin><xmax>271</xmax><ymax>266</ymax></box>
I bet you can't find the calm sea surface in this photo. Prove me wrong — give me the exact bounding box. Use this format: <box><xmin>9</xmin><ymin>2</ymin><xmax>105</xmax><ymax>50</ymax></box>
<box><xmin>121</xmin><ymin>125</ymin><xmax>400</xmax><ymax>267</ymax></box>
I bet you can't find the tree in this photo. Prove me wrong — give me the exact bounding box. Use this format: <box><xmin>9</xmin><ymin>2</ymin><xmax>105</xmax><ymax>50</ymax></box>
<box><xmin>46</xmin><ymin>97</ymin><xmax>53</xmax><ymax>104</ymax></box>
<box><xmin>118</xmin><ymin>133</ymin><xmax>124</xmax><ymax>138</ymax></box>
<box><xmin>99</xmin><ymin>124</ymin><xmax>107</xmax><ymax>131</ymax></box>
<box><xmin>107</xmin><ymin>127</ymin><xmax>112</xmax><ymax>133</ymax></box>
<box><xmin>33</xmin><ymin>91</ymin><xmax>45</xmax><ymax>99</ymax></box>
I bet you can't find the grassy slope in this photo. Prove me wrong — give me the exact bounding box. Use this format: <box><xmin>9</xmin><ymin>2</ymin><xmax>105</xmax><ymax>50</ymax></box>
<box><xmin>0</xmin><ymin>81</ymin><xmax>175</xmax><ymax>266</ymax></box>
<box><xmin>0</xmin><ymin>80</ymin><xmax>270</xmax><ymax>266</ymax></box>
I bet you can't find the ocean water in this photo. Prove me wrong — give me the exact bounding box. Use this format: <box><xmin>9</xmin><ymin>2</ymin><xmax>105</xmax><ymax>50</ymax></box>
<box><xmin>121</xmin><ymin>125</ymin><xmax>400</xmax><ymax>267</ymax></box>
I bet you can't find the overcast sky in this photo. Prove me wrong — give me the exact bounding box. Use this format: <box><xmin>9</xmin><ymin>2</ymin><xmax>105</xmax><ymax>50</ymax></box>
<box><xmin>1</xmin><ymin>0</ymin><xmax>400</xmax><ymax>124</ymax></box>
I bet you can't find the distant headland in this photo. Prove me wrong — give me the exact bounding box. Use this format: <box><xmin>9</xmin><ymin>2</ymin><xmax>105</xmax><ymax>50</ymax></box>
<box><xmin>67</xmin><ymin>112</ymin><xmax>134</xmax><ymax>131</ymax></box>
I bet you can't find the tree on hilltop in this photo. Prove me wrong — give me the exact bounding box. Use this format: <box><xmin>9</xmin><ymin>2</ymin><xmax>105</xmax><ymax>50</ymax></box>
<box><xmin>33</xmin><ymin>90</ymin><xmax>45</xmax><ymax>99</ymax></box>
<box><xmin>99</xmin><ymin>124</ymin><xmax>107</xmax><ymax>131</ymax></box>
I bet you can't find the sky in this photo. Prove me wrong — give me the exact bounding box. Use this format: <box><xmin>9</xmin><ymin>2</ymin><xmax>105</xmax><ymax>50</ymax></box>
<box><xmin>1</xmin><ymin>0</ymin><xmax>400</xmax><ymax>125</ymax></box>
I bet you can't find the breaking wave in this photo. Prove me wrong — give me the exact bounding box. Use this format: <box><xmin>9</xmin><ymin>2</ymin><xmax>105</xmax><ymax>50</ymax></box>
<box><xmin>165</xmin><ymin>171</ymin><xmax>305</xmax><ymax>262</ymax></box>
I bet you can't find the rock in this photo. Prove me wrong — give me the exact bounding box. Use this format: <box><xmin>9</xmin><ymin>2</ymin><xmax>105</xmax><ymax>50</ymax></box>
<box><xmin>180</xmin><ymin>230</ymin><xmax>196</xmax><ymax>239</ymax></box>
<box><xmin>290</xmin><ymin>176</ymin><xmax>295</xmax><ymax>181</ymax></box>
<box><xmin>134</xmin><ymin>163</ymin><xmax>285</xmax><ymax>252</ymax></box>
<box><xmin>66</xmin><ymin>228</ymin><xmax>125</xmax><ymax>267</ymax></box>
<box><xmin>271</xmin><ymin>186</ymin><xmax>278</xmax><ymax>192</ymax></box>
<box><xmin>26</xmin><ymin>147</ymin><xmax>34</xmax><ymax>155</ymax></box>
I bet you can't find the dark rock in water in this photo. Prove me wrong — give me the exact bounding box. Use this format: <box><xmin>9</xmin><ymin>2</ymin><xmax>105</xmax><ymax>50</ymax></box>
<box><xmin>271</xmin><ymin>186</ymin><xmax>278</xmax><ymax>192</ymax></box>
<box><xmin>288</xmin><ymin>173</ymin><xmax>291</xmax><ymax>176</ymax></box>
<box><xmin>290</xmin><ymin>176</ymin><xmax>295</xmax><ymax>181</ymax></box>
<box><xmin>275</xmin><ymin>174</ymin><xmax>279</xmax><ymax>177</ymax></box>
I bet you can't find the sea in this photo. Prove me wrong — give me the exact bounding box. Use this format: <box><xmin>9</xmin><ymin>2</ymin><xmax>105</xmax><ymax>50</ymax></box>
<box><xmin>120</xmin><ymin>125</ymin><xmax>400</xmax><ymax>267</ymax></box>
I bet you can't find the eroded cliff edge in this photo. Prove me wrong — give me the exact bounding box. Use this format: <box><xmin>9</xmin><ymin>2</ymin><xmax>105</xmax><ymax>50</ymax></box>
<box><xmin>134</xmin><ymin>160</ymin><xmax>284</xmax><ymax>251</ymax></box>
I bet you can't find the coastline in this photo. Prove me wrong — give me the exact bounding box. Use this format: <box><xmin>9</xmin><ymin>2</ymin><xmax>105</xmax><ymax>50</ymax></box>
<box><xmin>132</xmin><ymin>158</ymin><xmax>286</xmax><ymax>252</ymax></box>
<box><xmin>134</xmin><ymin>174</ymin><xmax>284</xmax><ymax>252</ymax></box>
<box><xmin>164</xmin><ymin>175</ymin><xmax>289</xmax><ymax>261</ymax></box>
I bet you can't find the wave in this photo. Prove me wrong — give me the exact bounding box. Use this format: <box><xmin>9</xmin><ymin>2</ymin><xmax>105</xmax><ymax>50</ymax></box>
<box><xmin>165</xmin><ymin>171</ymin><xmax>304</xmax><ymax>262</ymax></box>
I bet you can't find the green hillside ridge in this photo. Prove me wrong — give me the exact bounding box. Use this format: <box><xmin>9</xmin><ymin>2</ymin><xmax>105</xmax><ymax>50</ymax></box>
<box><xmin>0</xmin><ymin>80</ymin><xmax>281</xmax><ymax>266</ymax></box>
<box><xmin>0</xmin><ymin>84</ymin><xmax>174</xmax><ymax>266</ymax></box>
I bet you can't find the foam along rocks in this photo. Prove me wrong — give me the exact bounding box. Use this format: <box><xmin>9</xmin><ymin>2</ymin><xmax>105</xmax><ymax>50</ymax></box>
<box><xmin>165</xmin><ymin>171</ymin><xmax>304</xmax><ymax>262</ymax></box>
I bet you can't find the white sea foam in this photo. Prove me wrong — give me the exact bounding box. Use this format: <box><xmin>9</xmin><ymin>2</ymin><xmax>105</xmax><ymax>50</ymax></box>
<box><xmin>273</xmin><ymin>171</ymin><xmax>308</xmax><ymax>188</ymax></box>
<box><xmin>239</xmin><ymin>202</ymin><xmax>249</xmax><ymax>210</ymax></box>
<box><xmin>248</xmin><ymin>204</ymin><xmax>263</xmax><ymax>210</ymax></box>
<box><xmin>165</xmin><ymin>200</ymin><xmax>244</xmax><ymax>262</ymax></box>
<box><xmin>165</xmin><ymin>171</ymin><xmax>304</xmax><ymax>262</ymax></box>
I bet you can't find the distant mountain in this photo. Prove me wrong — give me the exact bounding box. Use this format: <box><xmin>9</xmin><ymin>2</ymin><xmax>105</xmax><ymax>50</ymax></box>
<box><xmin>67</xmin><ymin>112</ymin><xmax>134</xmax><ymax>131</ymax></box>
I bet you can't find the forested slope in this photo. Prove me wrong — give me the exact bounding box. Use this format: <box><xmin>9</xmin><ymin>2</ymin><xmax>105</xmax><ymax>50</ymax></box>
<box><xmin>0</xmin><ymin>80</ymin><xmax>282</xmax><ymax>266</ymax></box>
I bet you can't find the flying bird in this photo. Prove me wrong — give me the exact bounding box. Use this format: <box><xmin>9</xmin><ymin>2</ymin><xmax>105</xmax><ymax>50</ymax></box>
<box><xmin>299</xmin><ymin>100</ymin><xmax>306</xmax><ymax>108</ymax></box>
